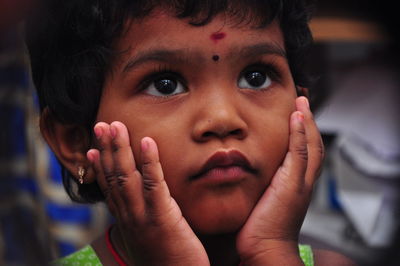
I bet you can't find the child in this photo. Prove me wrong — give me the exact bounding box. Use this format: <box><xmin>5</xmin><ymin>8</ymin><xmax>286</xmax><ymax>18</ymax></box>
<box><xmin>28</xmin><ymin>0</ymin><xmax>355</xmax><ymax>265</ymax></box>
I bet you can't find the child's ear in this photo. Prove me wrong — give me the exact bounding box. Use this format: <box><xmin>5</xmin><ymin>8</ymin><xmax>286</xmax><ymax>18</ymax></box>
<box><xmin>40</xmin><ymin>108</ymin><xmax>95</xmax><ymax>184</ymax></box>
<box><xmin>296</xmin><ymin>86</ymin><xmax>309</xmax><ymax>98</ymax></box>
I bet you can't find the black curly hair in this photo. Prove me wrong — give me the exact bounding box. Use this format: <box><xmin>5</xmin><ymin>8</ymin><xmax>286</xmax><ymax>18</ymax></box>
<box><xmin>27</xmin><ymin>0</ymin><xmax>315</xmax><ymax>203</ymax></box>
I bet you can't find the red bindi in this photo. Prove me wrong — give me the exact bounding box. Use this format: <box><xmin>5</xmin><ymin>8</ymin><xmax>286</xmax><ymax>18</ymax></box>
<box><xmin>210</xmin><ymin>32</ymin><xmax>226</xmax><ymax>43</ymax></box>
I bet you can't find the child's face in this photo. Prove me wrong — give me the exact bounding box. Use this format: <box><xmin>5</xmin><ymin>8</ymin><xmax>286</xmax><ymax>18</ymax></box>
<box><xmin>96</xmin><ymin>10</ymin><xmax>297</xmax><ymax>234</ymax></box>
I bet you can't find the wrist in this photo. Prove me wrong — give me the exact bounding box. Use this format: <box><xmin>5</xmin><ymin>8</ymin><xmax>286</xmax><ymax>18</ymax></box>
<box><xmin>239</xmin><ymin>240</ymin><xmax>303</xmax><ymax>266</ymax></box>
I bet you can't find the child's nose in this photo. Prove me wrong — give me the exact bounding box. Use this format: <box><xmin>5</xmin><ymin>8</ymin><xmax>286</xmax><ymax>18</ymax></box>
<box><xmin>191</xmin><ymin>95</ymin><xmax>248</xmax><ymax>142</ymax></box>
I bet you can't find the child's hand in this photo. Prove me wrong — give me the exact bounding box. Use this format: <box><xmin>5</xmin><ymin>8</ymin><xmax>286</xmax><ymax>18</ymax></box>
<box><xmin>236</xmin><ymin>96</ymin><xmax>324</xmax><ymax>265</ymax></box>
<box><xmin>87</xmin><ymin>122</ymin><xmax>209</xmax><ymax>266</ymax></box>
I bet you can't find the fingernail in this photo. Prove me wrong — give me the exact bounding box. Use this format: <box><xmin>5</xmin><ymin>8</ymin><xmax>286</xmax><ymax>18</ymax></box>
<box><xmin>87</xmin><ymin>150</ymin><xmax>94</xmax><ymax>162</ymax></box>
<box><xmin>110</xmin><ymin>124</ymin><xmax>117</xmax><ymax>139</ymax></box>
<box><xmin>303</xmin><ymin>97</ymin><xmax>310</xmax><ymax>109</ymax></box>
<box><xmin>94</xmin><ymin>127</ymin><xmax>102</xmax><ymax>139</ymax></box>
<box><xmin>297</xmin><ymin>112</ymin><xmax>304</xmax><ymax>122</ymax></box>
<box><xmin>141</xmin><ymin>138</ymin><xmax>150</xmax><ymax>152</ymax></box>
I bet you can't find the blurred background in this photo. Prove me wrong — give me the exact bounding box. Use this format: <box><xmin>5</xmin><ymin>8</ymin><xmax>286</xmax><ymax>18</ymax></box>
<box><xmin>1</xmin><ymin>0</ymin><xmax>399</xmax><ymax>265</ymax></box>
<box><xmin>300</xmin><ymin>1</ymin><xmax>400</xmax><ymax>265</ymax></box>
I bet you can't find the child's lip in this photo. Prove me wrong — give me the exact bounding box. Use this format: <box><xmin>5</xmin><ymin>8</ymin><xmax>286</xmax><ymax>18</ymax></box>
<box><xmin>190</xmin><ymin>150</ymin><xmax>257</xmax><ymax>181</ymax></box>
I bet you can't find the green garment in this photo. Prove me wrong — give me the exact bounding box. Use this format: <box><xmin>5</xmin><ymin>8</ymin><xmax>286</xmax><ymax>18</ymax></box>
<box><xmin>53</xmin><ymin>244</ymin><xmax>314</xmax><ymax>266</ymax></box>
<box><xmin>53</xmin><ymin>246</ymin><xmax>101</xmax><ymax>266</ymax></box>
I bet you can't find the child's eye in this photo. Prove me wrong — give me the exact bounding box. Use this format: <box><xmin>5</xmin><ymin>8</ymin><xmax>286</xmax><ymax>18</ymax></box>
<box><xmin>143</xmin><ymin>74</ymin><xmax>186</xmax><ymax>97</ymax></box>
<box><xmin>237</xmin><ymin>64</ymin><xmax>277</xmax><ymax>90</ymax></box>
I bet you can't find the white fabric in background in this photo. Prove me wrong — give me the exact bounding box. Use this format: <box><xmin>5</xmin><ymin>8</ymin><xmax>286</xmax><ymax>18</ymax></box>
<box><xmin>316</xmin><ymin>65</ymin><xmax>400</xmax><ymax>163</ymax></box>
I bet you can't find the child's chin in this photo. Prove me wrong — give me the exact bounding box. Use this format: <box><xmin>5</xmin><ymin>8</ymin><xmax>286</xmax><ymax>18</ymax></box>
<box><xmin>179</xmin><ymin>188</ymin><xmax>261</xmax><ymax>235</ymax></box>
<box><xmin>187</xmin><ymin>208</ymin><xmax>251</xmax><ymax>235</ymax></box>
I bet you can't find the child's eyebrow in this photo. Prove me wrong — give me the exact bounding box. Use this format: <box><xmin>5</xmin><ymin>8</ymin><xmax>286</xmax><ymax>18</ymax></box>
<box><xmin>122</xmin><ymin>42</ymin><xmax>286</xmax><ymax>73</ymax></box>
<box><xmin>232</xmin><ymin>42</ymin><xmax>287</xmax><ymax>60</ymax></box>
<box><xmin>122</xmin><ymin>49</ymin><xmax>203</xmax><ymax>73</ymax></box>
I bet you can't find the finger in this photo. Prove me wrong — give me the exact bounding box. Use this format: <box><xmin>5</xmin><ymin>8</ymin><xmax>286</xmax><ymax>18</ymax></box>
<box><xmin>140</xmin><ymin>137</ymin><xmax>173</xmax><ymax>214</ymax></box>
<box><xmin>110</xmin><ymin>121</ymin><xmax>145</xmax><ymax>217</ymax></box>
<box><xmin>272</xmin><ymin>111</ymin><xmax>308</xmax><ymax>193</ymax></box>
<box><xmin>94</xmin><ymin>122</ymin><xmax>126</xmax><ymax>211</ymax></box>
<box><xmin>295</xmin><ymin>97</ymin><xmax>324</xmax><ymax>186</ymax></box>
<box><xmin>87</xmin><ymin>148</ymin><xmax>118</xmax><ymax>216</ymax></box>
<box><xmin>95</xmin><ymin>122</ymin><xmax>114</xmax><ymax>185</ymax></box>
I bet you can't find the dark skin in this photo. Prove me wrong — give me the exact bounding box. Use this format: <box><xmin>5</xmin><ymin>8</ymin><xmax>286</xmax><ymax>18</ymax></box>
<box><xmin>41</xmin><ymin>10</ymin><xmax>356</xmax><ymax>266</ymax></box>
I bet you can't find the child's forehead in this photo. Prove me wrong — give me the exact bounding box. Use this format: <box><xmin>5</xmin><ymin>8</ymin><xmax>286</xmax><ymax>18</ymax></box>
<box><xmin>115</xmin><ymin>10</ymin><xmax>285</xmax><ymax>60</ymax></box>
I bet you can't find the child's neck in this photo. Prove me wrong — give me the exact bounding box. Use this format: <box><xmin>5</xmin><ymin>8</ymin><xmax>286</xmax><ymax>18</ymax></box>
<box><xmin>198</xmin><ymin>232</ymin><xmax>240</xmax><ymax>266</ymax></box>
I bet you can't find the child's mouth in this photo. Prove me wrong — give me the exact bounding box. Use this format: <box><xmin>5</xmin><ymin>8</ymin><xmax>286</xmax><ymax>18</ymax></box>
<box><xmin>190</xmin><ymin>150</ymin><xmax>257</xmax><ymax>184</ymax></box>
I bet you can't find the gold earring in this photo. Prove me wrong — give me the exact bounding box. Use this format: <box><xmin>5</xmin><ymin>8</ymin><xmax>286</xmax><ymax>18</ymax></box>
<box><xmin>78</xmin><ymin>166</ymin><xmax>85</xmax><ymax>185</ymax></box>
